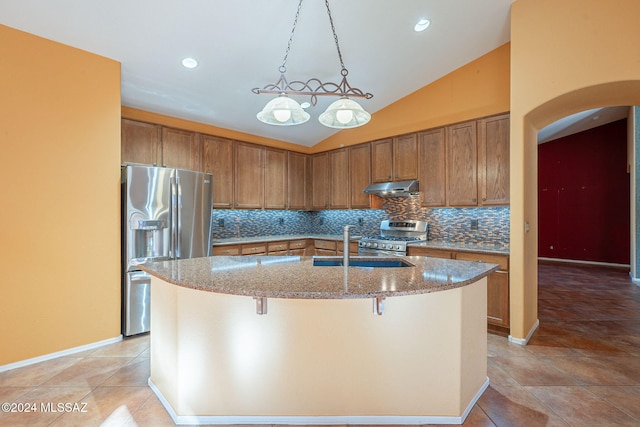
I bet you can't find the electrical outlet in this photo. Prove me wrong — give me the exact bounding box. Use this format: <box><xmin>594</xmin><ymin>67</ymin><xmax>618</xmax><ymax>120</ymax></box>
<box><xmin>358</xmin><ymin>217</ymin><xmax>364</xmax><ymax>226</ymax></box>
<box><xmin>470</xmin><ymin>219</ymin><xmax>478</xmax><ymax>230</ymax></box>
<box><xmin>218</xmin><ymin>218</ymin><xmax>225</xmax><ymax>228</ymax></box>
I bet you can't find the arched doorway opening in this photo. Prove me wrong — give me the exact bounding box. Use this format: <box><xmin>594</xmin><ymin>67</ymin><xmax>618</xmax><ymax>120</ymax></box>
<box><xmin>511</xmin><ymin>81</ymin><xmax>640</xmax><ymax>342</ymax></box>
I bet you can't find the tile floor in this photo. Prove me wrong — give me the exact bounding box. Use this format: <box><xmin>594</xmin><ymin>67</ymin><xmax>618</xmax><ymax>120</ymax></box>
<box><xmin>0</xmin><ymin>262</ymin><xmax>639</xmax><ymax>426</ymax></box>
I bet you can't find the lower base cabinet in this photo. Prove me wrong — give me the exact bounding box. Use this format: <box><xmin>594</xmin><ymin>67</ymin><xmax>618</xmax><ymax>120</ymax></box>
<box><xmin>408</xmin><ymin>246</ymin><xmax>510</xmax><ymax>334</ymax></box>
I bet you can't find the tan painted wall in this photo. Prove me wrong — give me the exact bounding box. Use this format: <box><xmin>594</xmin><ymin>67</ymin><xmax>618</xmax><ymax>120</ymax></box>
<box><xmin>510</xmin><ymin>0</ymin><xmax>640</xmax><ymax>339</ymax></box>
<box><xmin>0</xmin><ymin>25</ymin><xmax>121</xmax><ymax>364</ymax></box>
<box><xmin>314</xmin><ymin>43</ymin><xmax>511</xmax><ymax>153</ymax></box>
<box><xmin>123</xmin><ymin>43</ymin><xmax>510</xmax><ymax>155</ymax></box>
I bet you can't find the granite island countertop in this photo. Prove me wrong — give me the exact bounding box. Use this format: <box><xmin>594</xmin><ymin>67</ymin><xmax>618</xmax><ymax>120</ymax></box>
<box><xmin>140</xmin><ymin>255</ymin><xmax>499</xmax><ymax>299</ymax></box>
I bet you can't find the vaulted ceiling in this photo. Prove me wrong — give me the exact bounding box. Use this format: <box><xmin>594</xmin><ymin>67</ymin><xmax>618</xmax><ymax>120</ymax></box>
<box><xmin>1</xmin><ymin>0</ymin><xmax>517</xmax><ymax>146</ymax></box>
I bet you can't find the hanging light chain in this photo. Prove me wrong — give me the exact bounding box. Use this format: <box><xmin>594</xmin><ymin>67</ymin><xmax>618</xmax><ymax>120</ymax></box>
<box><xmin>324</xmin><ymin>0</ymin><xmax>347</xmax><ymax>74</ymax></box>
<box><xmin>280</xmin><ymin>0</ymin><xmax>305</xmax><ymax>73</ymax></box>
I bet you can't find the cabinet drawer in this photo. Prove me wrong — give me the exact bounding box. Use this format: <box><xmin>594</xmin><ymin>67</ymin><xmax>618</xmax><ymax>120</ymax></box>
<box><xmin>455</xmin><ymin>252</ymin><xmax>508</xmax><ymax>270</ymax></box>
<box><xmin>314</xmin><ymin>240</ymin><xmax>337</xmax><ymax>250</ymax></box>
<box><xmin>289</xmin><ymin>249</ymin><xmax>305</xmax><ymax>256</ymax></box>
<box><xmin>212</xmin><ymin>245</ymin><xmax>240</xmax><ymax>256</ymax></box>
<box><xmin>315</xmin><ymin>249</ymin><xmax>336</xmax><ymax>256</ymax></box>
<box><xmin>289</xmin><ymin>239</ymin><xmax>307</xmax><ymax>250</ymax></box>
<box><xmin>241</xmin><ymin>244</ymin><xmax>267</xmax><ymax>255</ymax></box>
<box><xmin>268</xmin><ymin>241</ymin><xmax>288</xmax><ymax>253</ymax></box>
<box><xmin>408</xmin><ymin>247</ymin><xmax>453</xmax><ymax>259</ymax></box>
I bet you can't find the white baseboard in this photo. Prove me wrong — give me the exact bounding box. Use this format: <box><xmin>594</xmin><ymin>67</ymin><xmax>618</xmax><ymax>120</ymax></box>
<box><xmin>509</xmin><ymin>319</ymin><xmax>539</xmax><ymax>346</ymax></box>
<box><xmin>0</xmin><ymin>335</ymin><xmax>123</xmax><ymax>373</ymax></box>
<box><xmin>148</xmin><ymin>377</ymin><xmax>490</xmax><ymax>425</ymax></box>
<box><xmin>538</xmin><ymin>257</ymin><xmax>629</xmax><ymax>269</ymax></box>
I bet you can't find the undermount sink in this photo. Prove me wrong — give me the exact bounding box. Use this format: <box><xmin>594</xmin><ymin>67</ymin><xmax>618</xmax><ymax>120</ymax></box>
<box><xmin>312</xmin><ymin>257</ymin><xmax>414</xmax><ymax>268</ymax></box>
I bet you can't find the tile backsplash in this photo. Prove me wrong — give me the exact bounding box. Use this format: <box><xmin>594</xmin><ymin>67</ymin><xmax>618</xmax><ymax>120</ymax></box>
<box><xmin>211</xmin><ymin>195</ymin><xmax>509</xmax><ymax>246</ymax></box>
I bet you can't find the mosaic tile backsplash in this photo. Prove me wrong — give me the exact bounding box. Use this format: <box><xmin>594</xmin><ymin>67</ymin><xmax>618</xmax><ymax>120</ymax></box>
<box><xmin>211</xmin><ymin>195</ymin><xmax>509</xmax><ymax>245</ymax></box>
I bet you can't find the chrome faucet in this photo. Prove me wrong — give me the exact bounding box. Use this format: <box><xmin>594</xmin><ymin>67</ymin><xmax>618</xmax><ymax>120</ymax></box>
<box><xmin>343</xmin><ymin>225</ymin><xmax>357</xmax><ymax>267</ymax></box>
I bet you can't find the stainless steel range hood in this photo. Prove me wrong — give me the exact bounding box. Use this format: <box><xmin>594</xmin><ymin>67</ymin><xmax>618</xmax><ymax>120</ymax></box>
<box><xmin>363</xmin><ymin>180</ymin><xmax>419</xmax><ymax>197</ymax></box>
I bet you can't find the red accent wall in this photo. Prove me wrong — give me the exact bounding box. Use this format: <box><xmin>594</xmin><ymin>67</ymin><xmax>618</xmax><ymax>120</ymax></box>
<box><xmin>538</xmin><ymin>119</ymin><xmax>630</xmax><ymax>264</ymax></box>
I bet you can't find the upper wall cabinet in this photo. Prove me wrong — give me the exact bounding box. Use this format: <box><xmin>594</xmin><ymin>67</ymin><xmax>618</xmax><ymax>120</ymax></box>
<box><xmin>478</xmin><ymin>114</ymin><xmax>510</xmax><ymax>205</ymax></box>
<box><xmin>311</xmin><ymin>153</ymin><xmax>329</xmax><ymax>210</ymax></box>
<box><xmin>371</xmin><ymin>135</ymin><xmax>418</xmax><ymax>182</ymax></box>
<box><xmin>201</xmin><ymin>135</ymin><xmax>234</xmax><ymax>209</ymax></box>
<box><xmin>288</xmin><ymin>152</ymin><xmax>310</xmax><ymax>210</ymax></box>
<box><xmin>329</xmin><ymin>148</ymin><xmax>349</xmax><ymax>209</ymax></box>
<box><xmin>418</xmin><ymin>128</ymin><xmax>446</xmax><ymax>207</ymax></box>
<box><xmin>234</xmin><ymin>142</ymin><xmax>264</xmax><ymax>209</ymax></box>
<box><xmin>349</xmin><ymin>143</ymin><xmax>371</xmax><ymax>209</ymax></box>
<box><xmin>446</xmin><ymin>120</ymin><xmax>478</xmax><ymax>206</ymax></box>
<box><xmin>264</xmin><ymin>147</ymin><xmax>288</xmax><ymax>210</ymax></box>
<box><xmin>160</xmin><ymin>127</ymin><xmax>201</xmax><ymax>170</ymax></box>
<box><xmin>121</xmin><ymin>119</ymin><xmax>161</xmax><ymax>166</ymax></box>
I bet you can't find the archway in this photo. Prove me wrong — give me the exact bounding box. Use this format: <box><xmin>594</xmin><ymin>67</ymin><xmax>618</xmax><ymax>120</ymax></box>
<box><xmin>510</xmin><ymin>81</ymin><xmax>640</xmax><ymax>342</ymax></box>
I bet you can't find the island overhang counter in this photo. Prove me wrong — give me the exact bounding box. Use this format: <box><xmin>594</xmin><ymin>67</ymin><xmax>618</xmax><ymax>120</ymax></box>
<box><xmin>140</xmin><ymin>255</ymin><xmax>499</xmax><ymax>425</ymax></box>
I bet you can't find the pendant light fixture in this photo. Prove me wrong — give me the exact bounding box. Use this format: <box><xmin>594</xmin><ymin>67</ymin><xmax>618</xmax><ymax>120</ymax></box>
<box><xmin>253</xmin><ymin>0</ymin><xmax>373</xmax><ymax>129</ymax></box>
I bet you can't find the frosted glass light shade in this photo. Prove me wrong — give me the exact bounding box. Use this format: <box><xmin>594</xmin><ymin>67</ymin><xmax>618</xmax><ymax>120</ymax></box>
<box><xmin>318</xmin><ymin>98</ymin><xmax>371</xmax><ymax>129</ymax></box>
<box><xmin>257</xmin><ymin>95</ymin><xmax>310</xmax><ymax>126</ymax></box>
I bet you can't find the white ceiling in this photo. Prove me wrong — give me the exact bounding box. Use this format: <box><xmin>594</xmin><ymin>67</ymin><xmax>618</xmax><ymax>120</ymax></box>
<box><xmin>0</xmin><ymin>0</ymin><xmax>516</xmax><ymax>147</ymax></box>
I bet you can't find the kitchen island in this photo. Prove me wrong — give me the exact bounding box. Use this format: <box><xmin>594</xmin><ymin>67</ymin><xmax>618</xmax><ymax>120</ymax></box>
<box><xmin>140</xmin><ymin>255</ymin><xmax>499</xmax><ymax>425</ymax></box>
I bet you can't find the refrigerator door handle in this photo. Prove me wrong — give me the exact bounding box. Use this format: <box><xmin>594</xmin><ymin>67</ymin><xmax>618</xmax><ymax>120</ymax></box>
<box><xmin>176</xmin><ymin>176</ymin><xmax>182</xmax><ymax>258</ymax></box>
<box><xmin>170</xmin><ymin>176</ymin><xmax>178</xmax><ymax>259</ymax></box>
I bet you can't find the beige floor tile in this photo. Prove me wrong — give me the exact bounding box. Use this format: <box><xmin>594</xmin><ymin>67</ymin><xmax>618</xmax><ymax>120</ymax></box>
<box><xmin>478</xmin><ymin>384</ymin><xmax>569</xmax><ymax>427</ymax></box>
<box><xmin>526</xmin><ymin>385</ymin><xmax>639</xmax><ymax>426</ymax></box>
<box><xmin>102</xmin><ymin>357</ymin><xmax>150</xmax><ymax>387</ymax></box>
<box><xmin>489</xmin><ymin>356</ymin><xmax>579</xmax><ymax>386</ymax></box>
<box><xmin>585</xmin><ymin>385</ymin><xmax>640</xmax><ymax>420</ymax></box>
<box><xmin>126</xmin><ymin>394</ymin><xmax>176</xmax><ymax>427</ymax></box>
<box><xmin>42</xmin><ymin>357</ymin><xmax>132</xmax><ymax>387</ymax></box>
<box><xmin>89</xmin><ymin>335</ymin><xmax>149</xmax><ymax>358</ymax></box>
<box><xmin>0</xmin><ymin>357</ymin><xmax>81</xmax><ymax>387</ymax></box>
<box><xmin>48</xmin><ymin>385</ymin><xmax>152</xmax><ymax>427</ymax></box>
<box><xmin>0</xmin><ymin>385</ymin><xmax>92</xmax><ymax>427</ymax></box>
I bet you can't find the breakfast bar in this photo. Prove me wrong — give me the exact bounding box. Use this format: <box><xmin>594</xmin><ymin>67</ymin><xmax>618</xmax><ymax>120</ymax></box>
<box><xmin>140</xmin><ymin>255</ymin><xmax>499</xmax><ymax>425</ymax></box>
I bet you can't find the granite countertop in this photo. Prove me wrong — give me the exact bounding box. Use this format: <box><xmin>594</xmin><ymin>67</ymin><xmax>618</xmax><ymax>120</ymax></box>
<box><xmin>407</xmin><ymin>240</ymin><xmax>510</xmax><ymax>255</ymax></box>
<box><xmin>211</xmin><ymin>234</ymin><xmax>359</xmax><ymax>246</ymax></box>
<box><xmin>211</xmin><ymin>234</ymin><xmax>509</xmax><ymax>255</ymax></box>
<box><xmin>140</xmin><ymin>255</ymin><xmax>499</xmax><ymax>300</ymax></box>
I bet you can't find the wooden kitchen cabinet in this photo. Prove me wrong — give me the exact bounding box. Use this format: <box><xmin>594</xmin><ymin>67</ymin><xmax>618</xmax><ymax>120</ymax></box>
<box><xmin>264</xmin><ymin>147</ymin><xmax>288</xmax><ymax>209</ymax></box>
<box><xmin>455</xmin><ymin>251</ymin><xmax>509</xmax><ymax>332</ymax></box>
<box><xmin>478</xmin><ymin>114</ymin><xmax>510</xmax><ymax>205</ymax></box>
<box><xmin>418</xmin><ymin>128</ymin><xmax>447</xmax><ymax>207</ymax></box>
<box><xmin>393</xmin><ymin>134</ymin><xmax>419</xmax><ymax>181</ymax></box>
<box><xmin>408</xmin><ymin>246</ymin><xmax>510</xmax><ymax>333</ymax></box>
<box><xmin>234</xmin><ymin>142</ymin><xmax>264</xmax><ymax>209</ymax></box>
<box><xmin>161</xmin><ymin>127</ymin><xmax>201</xmax><ymax>170</ymax></box>
<box><xmin>313</xmin><ymin>239</ymin><xmax>337</xmax><ymax>255</ymax></box>
<box><xmin>329</xmin><ymin>148</ymin><xmax>349</xmax><ymax>209</ymax></box>
<box><xmin>212</xmin><ymin>244</ymin><xmax>241</xmax><ymax>256</ymax></box>
<box><xmin>288</xmin><ymin>239</ymin><xmax>308</xmax><ymax>255</ymax></box>
<box><xmin>371</xmin><ymin>136</ymin><xmax>418</xmax><ymax>182</ymax></box>
<box><xmin>267</xmin><ymin>241</ymin><xmax>288</xmax><ymax>255</ymax></box>
<box><xmin>241</xmin><ymin>243</ymin><xmax>267</xmax><ymax>255</ymax></box>
<box><xmin>446</xmin><ymin>120</ymin><xmax>478</xmax><ymax>206</ymax></box>
<box><xmin>407</xmin><ymin>246</ymin><xmax>453</xmax><ymax>259</ymax></box>
<box><xmin>201</xmin><ymin>135</ymin><xmax>234</xmax><ymax>209</ymax></box>
<box><xmin>311</xmin><ymin>153</ymin><xmax>329</xmax><ymax>210</ymax></box>
<box><xmin>349</xmin><ymin>143</ymin><xmax>371</xmax><ymax>209</ymax></box>
<box><xmin>121</xmin><ymin>119</ymin><xmax>161</xmax><ymax>166</ymax></box>
<box><xmin>288</xmin><ymin>152</ymin><xmax>310</xmax><ymax>210</ymax></box>
<box><xmin>337</xmin><ymin>241</ymin><xmax>359</xmax><ymax>255</ymax></box>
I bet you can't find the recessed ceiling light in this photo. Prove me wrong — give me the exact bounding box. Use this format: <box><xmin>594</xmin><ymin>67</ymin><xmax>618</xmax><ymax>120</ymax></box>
<box><xmin>181</xmin><ymin>57</ymin><xmax>198</xmax><ymax>69</ymax></box>
<box><xmin>414</xmin><ymin>18</ymin><xmax>431</xmax><ymax>32</ymax></box>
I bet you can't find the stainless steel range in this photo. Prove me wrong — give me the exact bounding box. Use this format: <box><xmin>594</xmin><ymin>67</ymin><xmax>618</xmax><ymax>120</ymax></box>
<box><xmin>358</xmin><ymin>220</ymin><xmax>428</xmax><ymax>256</ymax></box>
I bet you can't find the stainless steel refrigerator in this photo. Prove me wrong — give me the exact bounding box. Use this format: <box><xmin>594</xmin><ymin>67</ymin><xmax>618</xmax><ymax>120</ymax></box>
<box><xmin>121</xmin><ymin>165</ymin><xmax>213</xmax><ymax>336</ymax></box>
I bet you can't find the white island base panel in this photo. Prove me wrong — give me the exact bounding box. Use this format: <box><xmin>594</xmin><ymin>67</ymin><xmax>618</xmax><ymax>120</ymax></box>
<box><xmin>149</xmin><ymin>277</ymin><xmax>488</xmax><ymax>425</ymax></box>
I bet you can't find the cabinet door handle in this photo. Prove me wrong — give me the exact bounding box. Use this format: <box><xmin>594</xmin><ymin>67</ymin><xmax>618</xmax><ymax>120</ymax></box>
<box><xmin>472</xmin><ymin>198</ymin><xmax>477</xmax><ymax>203</ymax></box>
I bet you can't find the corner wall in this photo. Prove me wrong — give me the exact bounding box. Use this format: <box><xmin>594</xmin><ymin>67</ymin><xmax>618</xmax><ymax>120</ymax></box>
<box><xmin>0</xmin><ymin>25</ymin><xmax>121</xmax><ymax>365</ymax></box>
<box><xmin>510</xmin><ymin>0</ymin><xmax>640</xmax><ymax>339</ymax></box>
